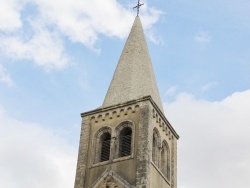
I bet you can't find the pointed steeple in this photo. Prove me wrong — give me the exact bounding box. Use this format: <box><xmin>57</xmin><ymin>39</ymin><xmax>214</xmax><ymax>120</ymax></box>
<box><xmin>102</xmin><ymin>16</ymin><xmax>164</xmax><ymax>112</ymax></box>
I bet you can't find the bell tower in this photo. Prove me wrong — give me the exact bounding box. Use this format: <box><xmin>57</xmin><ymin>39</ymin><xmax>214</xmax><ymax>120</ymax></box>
<box><xmin>74</xmin><ymin>16</ymin><xmax>179</xmax><ymax>188</ymax></box>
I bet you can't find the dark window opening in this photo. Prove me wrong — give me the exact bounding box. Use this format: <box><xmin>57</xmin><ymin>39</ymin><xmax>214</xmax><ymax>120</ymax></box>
<box><xmin>119</xmin><ymin>127</ymin><xmax>132</xmax><ymax>157</ymax></box>
<box><xmin>152</xmin><ymin>135</ymin><xmax>157</xmax><ymax>164</ymax></box>
<box><xmin>161</xmin><ymin>146</ymin><xmax>166</xmax><ymax>175</ymax></box>
<box><xmin>161</xmin><ymin>142</ymin><xmax>170</xmax><ymax>180</ymax></box>
<box><xmin>100</xmin><ymin>132</ymin><xmax>111</xmax><ymax>162</ymax></box>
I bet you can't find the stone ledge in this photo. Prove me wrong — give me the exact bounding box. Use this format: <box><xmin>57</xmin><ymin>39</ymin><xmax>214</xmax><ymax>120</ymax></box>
<box><xmin>90</xmin><ymin>155</ymin><xmax>134</xmax><ymax>169</ymax></box>
<box><xmin>151</xmin><ymin>162</ymin><xmax>171</xmax><ymax>186</ymax></box>
<box><xmin>81</xmin><ymin>95</ymin><xmax>179</xmax><ymax>139</ymax></box>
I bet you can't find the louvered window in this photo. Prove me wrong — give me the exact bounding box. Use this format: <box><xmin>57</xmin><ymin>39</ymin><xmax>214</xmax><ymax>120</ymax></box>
<box><xmin>100</xmin><ymin>133</ymin><xmax>111</xmax><ymax>162</ymax></box>
<box><xmin>161</xmin><ymin>145</ymin><xmax>167</xmax><ymax>175</ymax></box>
<box><xmin>152</xmin><ymin>135</ymin><xmax>157</xmax><ymax>164</ymax></box>
<box><xmin>119</xmin><ymin>127</ymin><xmax>132</xmax><ymax>157</ymax></box>
<box><xmin>161</xmin><ymin>141</ymin><xmax>170</xmax><ymax>180</ymax></box>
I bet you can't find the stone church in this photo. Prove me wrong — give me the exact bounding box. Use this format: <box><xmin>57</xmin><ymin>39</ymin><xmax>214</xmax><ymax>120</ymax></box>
<box><xmin>74</xmin><ymin>16</ymin><xmax>179</xmax><ymax>188</ymax></box>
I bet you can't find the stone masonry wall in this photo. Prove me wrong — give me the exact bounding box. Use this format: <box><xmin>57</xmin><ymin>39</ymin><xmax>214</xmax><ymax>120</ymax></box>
<box><xmin>74</xmin><ymin>116</ymin><xmax>91</xmax><ymax>188</ymax></box>
<box><xmin>136</xmin><ymin>101</ymin><xmax>151</xmax><ymax>188</ymax></box>
<box><xmin>171</xmin><ymin>137</ymin><xmax>177</xmax><ymax>188</ymax></box>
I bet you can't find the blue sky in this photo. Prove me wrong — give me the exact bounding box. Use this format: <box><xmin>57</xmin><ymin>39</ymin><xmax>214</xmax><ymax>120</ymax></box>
<box><xmin>0</xmin><ymin>0</ymin><xmax>250</xmax><ymax>188</ymax></box>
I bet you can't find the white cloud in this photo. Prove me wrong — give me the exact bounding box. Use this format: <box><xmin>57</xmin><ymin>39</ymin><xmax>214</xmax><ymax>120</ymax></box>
<box><xmin>201</xmin><ymin>81</ymin><xmax>218</xmax><ymax>92</ymax></box>
<box><xmin>195</xmin><ymin>31</ymin><xmax>212</xmax><ymax>44</ymax></box>
<box><xmin>31</xmin><ymin>0</ymin><xmax>161</xmax><ymax>46</ymax></box>
<box><xmin>165</xmin><ymin>85</ymin><xmax>178</xmax><ymax>96</ymax></box>
<box><xmin>0</xmin><ymin>64</ymin><xmax>13</xmax><ymax>86</ymax></box>
<box><xmin>0</xmin><ymin>22</ymin><xmax>70</xmax><ymax>71</ymax></box>
<box><xmin>164</xmin><ymin>90</ymin><xmax>250</xmax><ymax>188</ymax></box>
<box><xmin>0</xmin><ymin>0</ymin><xmax>161</xmax><ymax>71</ymax></box>
<box><xmin>0</xmin><ymin>0</ymin><xmax>23</xmax><ymax>31</ymax></box>
<box><xmin>0</xmin><ymin>105</ymin><xmax>77</xmax><ymax>188</ymax></box>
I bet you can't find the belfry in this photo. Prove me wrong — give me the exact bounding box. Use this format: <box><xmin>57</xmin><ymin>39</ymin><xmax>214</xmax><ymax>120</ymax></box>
<box><xmin>74</xmin><ymin>15</ymin><xmax>179</xmax><ymax>188</ymax></box>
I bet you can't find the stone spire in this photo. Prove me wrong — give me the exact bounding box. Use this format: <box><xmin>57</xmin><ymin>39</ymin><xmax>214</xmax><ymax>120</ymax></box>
<box><xmin>102</xmin><ymin>16</ymin><xmax>164</xmax><ymax>112</ymax></box>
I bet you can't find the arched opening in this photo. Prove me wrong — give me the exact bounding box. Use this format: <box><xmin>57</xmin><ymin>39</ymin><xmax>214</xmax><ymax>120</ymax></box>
<box><xmin>119</xmin><ymin>127</ymin><xmax>132</xmax><ymax>157</ymax></box>
<box><xmin>161</xmin><ymin>140</ymin><xmax>170</xmax><ymax>180</ymax></box>
<box><xmin>152</xmin><ymin>135</ymin><xmax>157</xmax><ymax>164</ymax></box>
<box><xmin>152</xmin><ymin>128</ymin><xmax>161</xmax><ymax>166</ymax></box>
<box><xmin>100</xmin><ymin>132</ymin><xmax>111</xmax><ymax>162</ymax></box>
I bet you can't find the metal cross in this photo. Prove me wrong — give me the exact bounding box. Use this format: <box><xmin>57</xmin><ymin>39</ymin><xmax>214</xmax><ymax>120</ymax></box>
<box><xmin>133</xmin><ymin>0</ymin><xmax>144</xmax><ymax>16</ymax></box>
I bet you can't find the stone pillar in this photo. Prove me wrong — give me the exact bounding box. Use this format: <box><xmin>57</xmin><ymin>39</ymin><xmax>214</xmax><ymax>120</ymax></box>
<box><xmin>74</xmin><ymin>116</ymin><xmax>91</xmax><ymax>188</ymax></box>
<box><xmin>136</xmin><ymin>102</ymin><xmax>152</xmax><ymax>188</ymax></box>
<box><xmin>171</xmin><ymin>137</ymin><xmax>177</xmax><ymax>188</ymax></box>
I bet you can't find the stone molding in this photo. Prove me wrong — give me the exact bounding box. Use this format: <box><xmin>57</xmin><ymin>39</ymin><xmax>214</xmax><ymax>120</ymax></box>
<box><xmin>151</xmin><ymin>162</ymin><xmax>171</xmax><ymax>185</ymax></box>
<box><xmin>90</xmin><ymin>120</ymin><xmax>135</xmax><ymax>168</ymax></box>
<box><xmin>152</xmin><ymin>108</ymin><xmax>178</xmax><ymax>140</ymax></box>
<box><xmin>90</xmin><ymin>169</ymin><xmax>135</xmax><ymax>188</ymax></box>
<box><xmin>81</xmin><ymin>96</ymin><xmax>179</xmax><ymax>139</ymax></box>
<box><xmin>90</xmin><ymin>105</ymin><xmax>139</xmax><ymax>123</ymax></box>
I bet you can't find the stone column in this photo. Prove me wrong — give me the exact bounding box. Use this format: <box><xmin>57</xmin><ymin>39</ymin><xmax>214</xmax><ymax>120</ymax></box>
<box><xmin>171</xmin><ymin>137</ymin><xmax>177</xmax><ymax>188</ymax></box>
<box><xmin>74</xmin><ymin>116</ymin><xmax>91</xmax><ymax>188</ymax></box>
<box><xmin>136</xmin><ymin>102</ymin><xmax>152</xmax><ymax>188</ymax></box>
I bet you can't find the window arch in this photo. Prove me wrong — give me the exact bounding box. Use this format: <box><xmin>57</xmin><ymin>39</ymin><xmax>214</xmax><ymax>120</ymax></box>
<box><xmin>152</xmin><ymin>128</ymin><xmax>161</xmax><ymax>167</ymax></box>
<box><xmin>100</xmin><ymin>132</ymin><xmax>111</xmax><ymax>162</ymax></box>
<box><xmin>161</xmin><ymin>140</ymin><xmax>170</xmax><ymax>180</ymax></box>
<box><xmin>115</xmin><ymin>121</ymin><xmax>135</xmax><ymax>159</ymax></box>
<box><xmin>93</xmin><ymin>127</ymin><xmax>112</xmax><ymax>163</ymax></box>
<box><xmin>119</xmin><ymin>127</ymin><xmax>132</xmax><ymax>157</ymax></box>
<box><xmin>152</xmin><ymin>134</ymin><xmax>157</xmax><ymax>163</ymax></box>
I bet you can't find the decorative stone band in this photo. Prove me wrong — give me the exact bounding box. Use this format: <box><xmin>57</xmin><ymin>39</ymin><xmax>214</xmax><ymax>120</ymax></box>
<box><xmin>90</xmin><ymin>169</ymin><xmax>136</xmax><ymax>188</ymax></box>
<box><xmin>151</xmin><ymin>161</ymin><xmax>171</xmax><ymax>186</ymax></box>
<box><xmin>90</xmin><ymin>104</ymin><xmax>139</xmax><ymax>123</ymax></box>
<box><xmin>82</xmin><ymin>96</ymin><xmax>179</xmax><ymax>140</ymax></box>
<box><xmin>153</xmin><ymin>109</ymin><xmax>175</xmax><ymax>140</ymax></box>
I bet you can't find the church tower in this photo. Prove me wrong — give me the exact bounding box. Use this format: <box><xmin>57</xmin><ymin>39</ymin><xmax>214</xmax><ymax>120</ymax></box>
<box><xmin>74</xmin><ymin>16</ymin><xmax>179</xmax><ymax>188</ymax></box>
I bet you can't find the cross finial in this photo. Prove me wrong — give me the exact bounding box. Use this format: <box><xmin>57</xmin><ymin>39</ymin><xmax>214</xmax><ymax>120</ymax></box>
<box><xmin>133</xmin><ymin>0</ymin><xmax>144</xmax><ymax>16</ymax></box>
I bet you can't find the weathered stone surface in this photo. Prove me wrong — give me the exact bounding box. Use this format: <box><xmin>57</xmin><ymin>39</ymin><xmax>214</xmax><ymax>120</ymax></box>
<box><xmin>90</xmin><ymin>169</ymin><xmax>135</xmax><ymax>188</ymax></box>
<box><xmin>102</xmin><ymin>16</ymin><xmax>164</xmax><ymax>113</ymax></box>
<box><xmin>136</xmin><ymin>102</ymin><xmax>151</xmax><ymax>188</ymax></box>
<box><xmin>74</xmin><ymin>117</ymin><xmax>91</xmax><ymax>188</ymax></box>
<box><xmin>74</xmin><ymin>15</ymin><xmax>179</xmax><ymax>188</ymax></box>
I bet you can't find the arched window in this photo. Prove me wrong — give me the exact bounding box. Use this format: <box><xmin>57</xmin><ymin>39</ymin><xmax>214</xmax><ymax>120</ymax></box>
<box><xmin>161</xmin><ymin>140</ymin><xmax>170</xmax><ymax>180</ymax></box>
<box><xmin>100</xmin><ymin>132</ymin><xmax>111</xmax><ymax>162</ymax></box>
<box><xmin>119</xmin><ymin>127</ymin><xmax>132</xmax><ymax>157</ymax></box>
<box><xmin>152</xmin><ymin>135</ymin><xmax>157</xmax><ymax>163</ymax></box>
<box><xmin>152</xmin><ymin>128</ymin><xmax>161</xmax><ymax>167</ymax></box>
<box><xmin>115</xmin><ymin>121</ymin><xmax>134</xmax><ymax>159</ymax></box>
<box><xmin>93</xmin><ymin>127</ymin><xmax>112</xmax><ymax>164</ymax></box>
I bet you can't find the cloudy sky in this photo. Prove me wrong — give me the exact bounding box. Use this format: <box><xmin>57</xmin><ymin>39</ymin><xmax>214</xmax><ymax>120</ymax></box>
<box><xmin>0</xmin><ymin>0</ymin><xmax>249</xmax><ymax>188</ymax></box>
